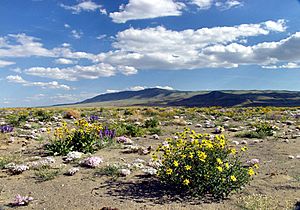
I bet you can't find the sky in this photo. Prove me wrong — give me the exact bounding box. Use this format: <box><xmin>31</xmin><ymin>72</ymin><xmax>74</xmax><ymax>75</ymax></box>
<box><xmin>1</xmin><ymin>0</ymin><xmax>300</xmax><ymax>107</ymax></box>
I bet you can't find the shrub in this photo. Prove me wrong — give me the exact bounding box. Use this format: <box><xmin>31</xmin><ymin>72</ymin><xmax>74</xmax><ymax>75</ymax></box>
<box><xmin>64</xmin><ymin>110</ymin><xmax>81</xmax><ymax>119</ymax></box>
<box><xmin>144</xmin><ymin>118</ymin><xmax>159</xmax><ymax>128</ymax></box>
<box><xmin>237</xmin><ymin>122</ymin><xmax>275</xmax><ymax>139</ymax></box>
<box><xmin>155</xmin><ymin>128</ymin><xmax>258</xmax><ymax>200</ymax></box>
<box><xmin>46</xmin><ymin>119</ymin><xmax>105</xmax><ymax>155</ymax></box>
<box><xmin>34</xmin><ymin>110</ymin><xmax>53</xmax><ymax>122</ymax></box>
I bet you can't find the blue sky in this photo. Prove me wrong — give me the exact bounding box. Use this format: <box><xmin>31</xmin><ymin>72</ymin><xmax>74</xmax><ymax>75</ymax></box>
<box><xmin>1</xmin><ymin>0</ymin><xmax>300</xmax><ymax>107</ymax></box>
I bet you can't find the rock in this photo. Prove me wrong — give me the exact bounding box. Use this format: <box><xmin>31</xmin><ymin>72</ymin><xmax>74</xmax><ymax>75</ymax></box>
<box><xmin>286</xmin><ymin>121</ymin><xmax>294</xmax><ymax>125</ymax></box>
<box><xmin>119</xmin><ymin>169</ymin><xmax>131</xmax><ymax>176</ymax></box>
<box><xmin>23</xmin><ymin>124</ymin><xmax>32</xmax><ymax>129</ymax></box>
<box><xmin>240</xmin><ymin>140</ymin><xmax>248</xmax><ymax>145</ymax></box>
<box><xmin>288</xmin><ymin>155</ymin><xmax>295</xmax><ymax>159</ymax></box>
<box><xmin>142</xmin><ymin>167</ymin><xmax>157</xmax><ymax>176</ymax></box>
<box><xmin>39</xmin><ymin>128</ymin><xmax>47</xmax><ymax>132</ymax></box>
<box><xmin>253</xmin><ymin>140</ymin><xmax>260</xmax><ymax>144</ymax></box>
<box><xmin>173</xmin><ymin>116</ymin><xmax>180</xmax><ymax>119</ymax></box>
<box><xmin>296</xmin><ymin>155</ymin><xmax>300</xmax><ymax>159</ymax></box>
<box><xmin>195</xmin><ymin>124</ymin><xmax>202</xmax><ymax>128</ymax></box>
<box><xmin>152</xmin><ymin>134</ymin><xmax>160</xmax><ymax>140</ymax></box>
<box><xmin>134</xmin><ymin>122</ymin><xmax>141</xmax><ymax>126</ymax></box>
<box><xmin>8</xmin><ymin>137</ymin><xmax>15</xmax><ymax>143</ymax></box>
<box><xmin>228</xmin><ymin>127</ymin><xmax>239</xmax><ymax>132</ymax></box>
<box><xmin>65</xmin><ymin>168</ymin><xmax>79</xmax><ymax>176</ymax></box>
<box><xmin>187</xmin><ymin>122</ymin><xmax>193</xmax><ymax>125</ymax></box>
<box><xmin>214</xmin><ymin>126</ymin><xmax>225</xmax><ymax>134</ymax></box>
<box><xmin>283</xmin><ymin>139</ymin><xmax>289</xmax><ymax>143</ymax></box>
<box><xmin>232</xmin><ymin>141</ymin><xmax>239</xmax><ymax>145</ymax></box>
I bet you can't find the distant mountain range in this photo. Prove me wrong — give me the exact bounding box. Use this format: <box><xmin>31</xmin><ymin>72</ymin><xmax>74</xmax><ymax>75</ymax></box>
<box><xmin>58</xmin><ymin>88</ymin><xmax>300</xmax><ymax>107</ymax></box>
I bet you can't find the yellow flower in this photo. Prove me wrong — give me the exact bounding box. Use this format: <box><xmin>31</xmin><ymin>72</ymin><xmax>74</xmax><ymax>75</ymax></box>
<box><xmin>225</xmin><ymin>163</ymin><xmax>230</xmax><ymax>169</ymax></box>
<box><xmin>230</xmin><ymin>175</ymin><xmax>237</xmax><ymax>182</ymax></box>
<box><xmin>185</xmin><ymin>165</ymin><xmax>192</xmax><ymax>171</ymax></box>
<box><xmin>166</xmin><ymin>168</ymin><xmax>173</xmax><ymax>175</ymax></box>
<box><xmin>188</xmin><ymin>152</ymin><xmax>194</xmax><ymax>159</ymax></box>
<box><xmin>230</xmin><ymin>148</ymin><xmax>236</xmax><ymax>155</ymax></box>
<box><xmin>173</xmin><ymin>160</ymin><xmax>179</xmax><ymax>167</ymax></box>
<box><xmin>180</xmin><ymin>154</ymin><xmax>186</xmax><ymax>159</ymax></box>
<box><xmin>216</xmin><ymin>158</ymin><xmax>223</xmax><ymax>165</ymax></box>
<box><xmin>253</xmin><ymin>163</ymin><xmax>259</xmax><ymax>169</ymax></box>
<box><xmin>183</xmin><ymin>179</ymin><xmax>190</xmax><ymax>185</ymax></box>
<box><xmin>248</xmin><ymin>168</ymin><xmax>255</xmax><ymax>176</ymax></box>
<box><xmin>217</xmin><ymin>166</ymin><xmax>223</xmax><ymax>172</ymax></box>
<box><xmin>197</xmin><ymin>151</ymin><xmax>207</xmax><ymax>162</ymax></box>
<box><xmin>241</xmin><ymin>146</ymin><xmax>248</xmax><ymax>152</ymax></box>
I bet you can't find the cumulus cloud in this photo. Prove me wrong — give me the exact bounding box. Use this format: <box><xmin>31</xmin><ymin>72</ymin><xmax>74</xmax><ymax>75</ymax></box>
<box><xmin>0</xmin><ymin>34</ymin><xmax>54</xmax><ymax>58</ymax></box>
<box><xmin>109</xmin><ymin>0</ymin><xmax>185</xmax><ymax>23</ymax></box>
<box><xmin>24</xmin><ymin>63</ymin><xmax>128</xmax><ymax>81</ymax></box>
<box><xmin>71</xmin><ymin>30</ymin><xmax>83</xmax><ymax>39</ymax></box>
<box><xmin>6</xmin><ymin>75</ymin><xmax>71</xmax><ymax>90</ymax></box>
<box><xmin>0</xmin><ymin>60</ymin><xmax>15</xmax><ymax>67</ymax></box>
<box><xmin>98</xmin><ymin>20</ymin><xmax>287</xmax><ymax>70</ymax></box>
<box><xmin>106</xmin><ymin>85</ymin><xmax>174</xmax><ymax>93</ymax></box>
<box><xmin>54</xmin><ymin>58</ymin><xmax>77</xmax><ymax>65</ymax></box>
<box><xmin>60</xmin><ymin>1</ymin><xmax>106</xmax><ymax>14</ymax></box>
<box><xmin>192</xmin><ymin>0</ymin><xmax>214</xmax><ymax>9</ymax></box>
<box><xmin>215</xmin><ymin>0</ymin><xmax>243</xmax><ymax>10</ymax></box>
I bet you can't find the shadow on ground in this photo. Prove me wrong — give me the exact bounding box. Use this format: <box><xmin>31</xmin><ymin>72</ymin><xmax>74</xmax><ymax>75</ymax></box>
<box><xmin>92</xmin><ymin>176</ymin><xmax>219</xmax><ymax>205</ymax></box>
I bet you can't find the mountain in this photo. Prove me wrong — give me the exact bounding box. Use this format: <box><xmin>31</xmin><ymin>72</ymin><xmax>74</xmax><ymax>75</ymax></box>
<box><xmin>59</xmin><ymin>88</ymin><xmax>300</xmax><ymax>107</ymax></box>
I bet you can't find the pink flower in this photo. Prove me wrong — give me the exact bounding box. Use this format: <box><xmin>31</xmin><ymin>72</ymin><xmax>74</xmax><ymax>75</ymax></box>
<box><xmin>12</xmin><ymin>194</ymin><xmax>33</xmax><ymax>206</ymax></box>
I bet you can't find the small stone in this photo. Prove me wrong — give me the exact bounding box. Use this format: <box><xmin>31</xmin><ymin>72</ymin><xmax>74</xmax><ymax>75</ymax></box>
<box><xmin>288</xmin><ymin>155</ymin><xmax>295</xmax><ymax>159</ymax></box>
<box><xmin>142</xmin><ymin>167</ymin><xmax>157</xmax><ymax>176</ymax></box>
<box><xmin>195</xmin><ymin>124</ymin><xmax>202</xmax><ymax>128</ymax></box>
<box><xmin>240</xmin><ymin>140</ymin><xmax>248</xmax><ymax>145</ymax></box>
<box><xmin>152</xmin><ymin>134</ymin><xmax>160</xmax><ymax>140</ymax></box>
<box><xmin>296</xmin><ymin>155</ymin><xmax>300</xmax><ymax>159</ymax></box>
<box><xmin>253</xmin><ymin>140</ymin><xmax>260</xmax><ymax>144</ymax></box>
<box><xmin>65</xmin><ymin>167</ymin><xmax>79</xmax><ymax>176</ymax></box>
<box><xmin>23</xmin><ymin>124</ymin><xmax>32</xmax><ymax>129</ymax></box>
<box><xmin>119</xmin><ymin>169</ymin><xmax>131</xmax><ymax>176</ymax></box>
<box><xmin>232</xmin><ymin>141</ymin><xmax>239</xmax><ymax>145</ymax></box>
<box><xmin>283</xmin><ymin>139</ymin><xmax>289</xmax><ymax>143</ymax></box>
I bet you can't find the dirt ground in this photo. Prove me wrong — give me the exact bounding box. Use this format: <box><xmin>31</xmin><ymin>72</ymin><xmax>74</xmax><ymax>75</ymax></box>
<box><xmin>0</xmin><ymin>110</ymin><xmax>300</xmax><ymax>210</ymax></box>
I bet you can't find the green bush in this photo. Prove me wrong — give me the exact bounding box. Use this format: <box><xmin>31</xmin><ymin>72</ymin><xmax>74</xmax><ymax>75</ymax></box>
<box><xmin>237</xmin><ymin>122</ymin><xmax>275</xmax><ymax>139</ymax></box>
<box><xmin>144</xmin><ymin>118</ymin><xmax>159</xmax><ymax>128</ymax></box>
<box><xmin>155</xmin><ymin>128</ymin><xmax>257</xmax><ymax>199</ymax></box>
<box><xmin>46</xmin><ymin>120</ymin><xmax>105</xmax><ymax>155</ymax></box>
<box><xmin>34</xmin><ymin>110</ymin><xmax>53</xmax><ymax>122</ymax></box>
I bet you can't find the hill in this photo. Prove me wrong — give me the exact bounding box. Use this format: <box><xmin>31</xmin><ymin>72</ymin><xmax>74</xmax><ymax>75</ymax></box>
<box><xmin>60</xmin><ymin>88</ymin><xmax>300</xmax><ymax>107</ymax></box>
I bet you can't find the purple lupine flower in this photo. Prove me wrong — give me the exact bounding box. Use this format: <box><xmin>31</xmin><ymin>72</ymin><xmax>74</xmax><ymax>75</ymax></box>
<box><xmin>99</xmin><ymin>127</ymin><xmax>116</xmax><ymax>139</ymax></box>
<box><xmin>89</xmin><ymin>115</ymin><xmax>99</xmax><ymax>122</ymax></box>
<box><xmin>0</xmin><ymin>125</ymin><xmax>14</xmax><ymax>133</ymax></box>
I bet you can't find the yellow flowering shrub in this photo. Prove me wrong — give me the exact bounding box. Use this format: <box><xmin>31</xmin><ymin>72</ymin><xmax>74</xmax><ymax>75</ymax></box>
<box><xmin>46</xmin><ymin>119</ymin><xmax>104</xmax><ymax>155</ymax></box>
<box><xmin>155</xmin><ymin>128</ymin><xmax>257</xmax><ymax>199</ymax></box>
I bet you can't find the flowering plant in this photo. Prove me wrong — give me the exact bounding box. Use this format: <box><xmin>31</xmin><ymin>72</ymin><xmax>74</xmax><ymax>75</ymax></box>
<box><xmin>46</xmin><ymin>119</ymin><xmax>103</xmax><ymax>155</ymax></box>
<box><xmin>155</xmin><ymin>128</ymin><xmax>258</xmax><ymax>199</ymax></box>
<box><xmin>0</xmin><ymin>125</ymin><xmax>13</xmax><ymax>133</ymax></box>
<box><xmin>11</xmin><ymin>194</ymin><xmax>33</xmax><ymax>206</ymax></box>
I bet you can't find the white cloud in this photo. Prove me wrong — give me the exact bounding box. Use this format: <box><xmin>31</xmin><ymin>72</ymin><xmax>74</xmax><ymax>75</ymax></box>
<box><xmin>60</xmin><ymin>1</ymin><xmax>106</xmax><ymax>14</ymax></box>
<box><xmin>109</xmin><ymin>0</ymin><xmax>185</xmax><ymax>23</ymax></box>
<box><xmin>71</xmin><ymin>30</ymin><xmax>83</xmax><ymax>39</ymax></box>
<box><xmin>64</xmin><ymin>24</ymin><xmax>70</xmax><ymax>28</ymax></box>
<box><xmin>24</xmin><ymin>63</ymin><xmax>120</xmax><ymax>81</ymax></box>
<box><xmin>54</xmin><ymin>58</ymin><xmax>77</xmax><ymax>65</ymax></box>
<box><xmin>6</xmin><ymin>75</ymin><xmax>72</xmax><ymax>90</ymax></box>
<box><xmin>0</xmin><ymin>34</ymin><xmax>54</xmax><ymax>58</ymax></box>
<box><xmin>215</xmin><ymin>0</ymin><xmax>243</xmax><ymax>10</ymax></box>
<box><xmin>96</xmin><ymin>34</ymin><xmax>107</xmax><ymax>40</ymax></box>
<box><xmin>192</xmin><ymin>0</ymin><xmax>214</xmax><ymax>9</ymax></box>
<box><xmin>263</xmin><ymin>62</ymin><xmax>300</xmax><ymax>69</ymax></box>
<box><xmin>0</xmin><ymin>60</ymin><xmax>15</xmax><ymax>67</ymax></box>
<box><xmin>98</xmin><ymin>20</ymin><xmax>287</xmax><ymax>70</ymax></box>
<box><xmin>106</xmin><ymin>85</ymin><xmax>174</xmax><ymax>93</ymax></box>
